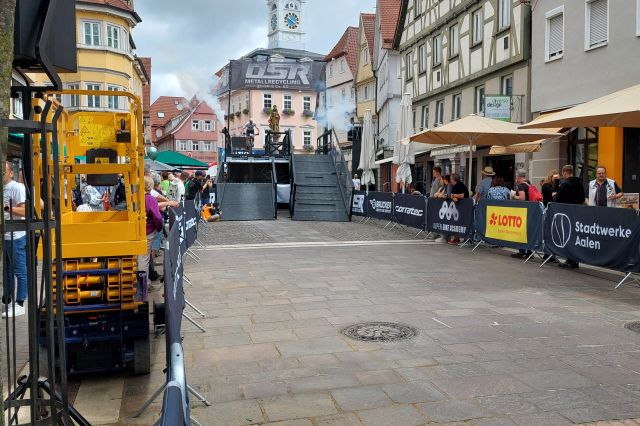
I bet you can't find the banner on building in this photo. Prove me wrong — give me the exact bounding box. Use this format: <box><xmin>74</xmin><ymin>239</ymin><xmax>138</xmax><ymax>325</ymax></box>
<box><xmin>393</xmin><ymin>193</ymin><xmax>426</xmax><ymax>229</ymax></box>
<box><xmin>484</xmin><ymin>95</ymin><xmax>511</xmax><ymax>121</ymax></box>
<box><xmin>366</xmin><ymin>191</ymin><xmax>393</xmax><ymax>221</ymax></box>
<box><xmin>351</xmin><ymin>191</ymin><xmax>366</xmax><ymax>216</ymax></box>
<box><xmin>544</xmin><ymin>203</ymin><xmax>640</xmax><ymax>272</ymax></box>
<box><xmin>225</xmin><ymin>59</ymin><xmax>326</xmax><ymax>91</ymax></box>
<box><xmin>475</xmin><ymin>199</ymin><xmax>543</xmax><ymax>250</ymax></box>
<box><xmin>426</xmin><ymin>198</ymin><xmax>474</xmax><ymax>237</ymax></box>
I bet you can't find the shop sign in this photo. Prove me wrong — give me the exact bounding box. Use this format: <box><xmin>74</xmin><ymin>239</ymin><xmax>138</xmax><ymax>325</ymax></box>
<box><xmin>484</xmin><ymin>96</ymin><xmax>511</xmax><ymax>122</ymax></box>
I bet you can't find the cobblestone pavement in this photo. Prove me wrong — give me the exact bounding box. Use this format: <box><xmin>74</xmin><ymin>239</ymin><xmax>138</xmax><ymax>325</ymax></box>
<box><xmin>31</xmin><ymin>217</ymin><xmax>640</xmax><ymax>425</ymax></box>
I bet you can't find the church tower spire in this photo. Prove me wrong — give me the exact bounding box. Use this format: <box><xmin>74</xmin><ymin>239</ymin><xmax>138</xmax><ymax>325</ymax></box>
<box><xmin>267</xmin><ymin>0</ymin><xmax>306</xmax><ymax>50</ymax></box>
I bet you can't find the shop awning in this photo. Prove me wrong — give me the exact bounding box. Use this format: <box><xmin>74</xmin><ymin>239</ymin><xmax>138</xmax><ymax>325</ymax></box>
<box><xmin>489</xmin><ymin>141</ymin><xmax>543</xmax><ymax>155</ymax></box>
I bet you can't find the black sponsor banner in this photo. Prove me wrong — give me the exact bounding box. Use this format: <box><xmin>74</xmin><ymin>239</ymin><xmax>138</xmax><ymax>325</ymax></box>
<box><xmin>226</xmin><ymin>59</ymin><xmax>326</xmax><ymax>91</ymax></box>
<box><xmin>544</xmin><ymin>203</ymin><xmax>640</xmax><ymax>272</ymax></box>
<box><xmin>393</xmin><ymin>193</ymin><xmax>426</xmax><ymax>229</ymax></box>
<box><xmin>184</xmin><ymin>200</ymin><xmax>197</xmax><ymax>249</ymax></box>
<box><xmin>426</xmin><ymin>198</ymin><xmax>474</xmax><ymax>237</ymax></box>
<box><xmin>164</xmin><ymin>223</ymin><xmax>185</xmax><ymax>346</ymax></box>
<box><xmin>475</xmin><ymin>199</ymin><xmax>544</xmax><ymax>250</ymax></box>
<box><xmin>366</xmin><ymin>192</ymin><xmax>393</xmax><ymax>221</ymax></box>
<box><xmin>351</xmin><ymin>191</ymin><xmax>366</xmax><ymax>216</ymax></box>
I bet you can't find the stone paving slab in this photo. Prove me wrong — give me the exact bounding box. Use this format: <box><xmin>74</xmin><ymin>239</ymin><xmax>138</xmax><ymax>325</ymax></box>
<box><xmin>98</xmin><ymin>217</ymin><xmax>640</xmax><ymax>424</ymax></box>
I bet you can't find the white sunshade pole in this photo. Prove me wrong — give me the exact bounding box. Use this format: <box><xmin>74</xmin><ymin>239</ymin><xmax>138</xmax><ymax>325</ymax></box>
<box><xmin>468</xmin><ymin>137</ymin><xmax>473</xmax><ymax>190</ymax></box>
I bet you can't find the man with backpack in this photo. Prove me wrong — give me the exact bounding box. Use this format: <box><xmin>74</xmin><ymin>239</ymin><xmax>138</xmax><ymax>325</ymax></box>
<box><xmin>510</xmin><ymin>169</ymin><xmax>538</xmax><ymax>259</ymax></box>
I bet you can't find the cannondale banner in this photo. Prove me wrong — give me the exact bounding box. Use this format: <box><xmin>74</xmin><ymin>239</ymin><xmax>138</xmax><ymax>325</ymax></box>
<box><xmin>226</xmin><ymin>59</ymin><xmax>326</xmax><ymax>91</ymax></box>
<box><xmin>351</xmin><ymin>191</ymin><xmax>366</xmax><ymax>217</ymax></box>
<box><xmin>475</xmin><ymin>199</ymin><xmax>544</xmax><ymax>250</ymax></box>
<box><xmin>366</xmin><ymin>192</ymin><xmax>394</xmax><ymax>221</ymax></box>
<box><xmin>544</xmin><ymin>203</ymin><xmax>640</xmax><ymax>272</ymax></box>
<box><xmin>393</xmin><ymin>193</ymin><xmax>427</xmax><ymax>229</ymax></box>
<box><xmin>426</xmin><ymin>198</ymin><xmax>474</xmax><ymax>237</ymax></box>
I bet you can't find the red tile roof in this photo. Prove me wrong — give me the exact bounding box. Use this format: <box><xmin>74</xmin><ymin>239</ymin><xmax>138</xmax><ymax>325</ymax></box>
<box><xmin>77</xmin><ymin>0</ymin><xmax>141</xmax><ymax>22</ymax></box>
<box><xmin>150</xmin><ymin>96</ymin><xmax>188</xmax><ymax>133</ymax></box>
<box><xmin>378</xmin><ymin>0</ymin><xmax>403</xmax><ymax>49</ymax></box>
<box><xmin>361</xmin><ymin>13</ymin><xmax>376</xmax><ymax>58</ymax></box>
<box><xmin>324</xmin><ymin>27</ymin><xmax>359</xmax><ymax>75</ymax></box>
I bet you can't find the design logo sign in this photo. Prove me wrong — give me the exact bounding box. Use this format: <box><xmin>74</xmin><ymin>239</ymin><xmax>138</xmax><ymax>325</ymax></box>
<box><xmin>485</xmin><ymin>206</ymin><xmax>528</xmax><ymax>243</ymax></box>
<box><xmin>352</xmin><ymin>194</ymin><xmax>365</xmax><ymax>213</ymax></box>
<box><xmin>438</xmin><ymin>201</ymin><xmax>459</xmax><ymax>221</ymax></box>
<box><xmin>369</xmin><ymin>198</ymin><xmax>392</xmax><ymax>214</ymax></box>
<box><xmin>551</xmin><ymin>213</ymin><xmax>572</xmax><ymax>248</ymax></box>
<box><xmin>484</xmin><ymin>95</ymin><xmax>511</xmax><ymax>122</ymax></box>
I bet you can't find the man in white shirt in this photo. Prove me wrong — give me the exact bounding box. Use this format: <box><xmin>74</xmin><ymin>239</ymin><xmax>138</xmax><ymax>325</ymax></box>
<box><xmin>3</xmin><ymin>161</ymin><xmax>27</xmax><ymax>317</ymax></box>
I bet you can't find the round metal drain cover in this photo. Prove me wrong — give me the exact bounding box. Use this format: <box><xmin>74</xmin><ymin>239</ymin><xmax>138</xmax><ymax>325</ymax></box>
<box><xmin>624</xmin><ymin>322</ymin><xmax>640</xmax><ymax>333</ymax></box>
<box><xmin>341</xmin><ymin>322</ymin><xmax>418</xmax><ymax>342</ymax></box>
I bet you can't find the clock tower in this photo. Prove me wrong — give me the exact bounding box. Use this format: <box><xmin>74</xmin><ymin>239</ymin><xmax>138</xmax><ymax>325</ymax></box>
<box><xmin>267</xmin><ymin>0</ymin><xmax>306</xmax><ymax>50</ymax></box>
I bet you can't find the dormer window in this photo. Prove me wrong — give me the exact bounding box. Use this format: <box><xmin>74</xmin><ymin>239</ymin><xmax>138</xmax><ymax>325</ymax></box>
<box><xmin>157</xmin><ymin>112</ymin><xmax>165</xmax><ymax>118</ymax></box>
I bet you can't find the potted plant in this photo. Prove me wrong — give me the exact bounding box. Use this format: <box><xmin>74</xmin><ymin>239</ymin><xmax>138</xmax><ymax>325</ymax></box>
<box><xmin>262</xmin><ymin>106</ymin><xmax>272</xmax><ymax>115</ymax></box>
<box><xmin>234</xmin><ymin>111</ymin><xmax>241</xmax><ymax>118</ymax></box>
<box><xmin>224</xmin><ymin>115</ymin><xmax>229</xmax><ymax>121</ymax></box>
<box><xmin>303</xmin><ymin>144</ymin><xmax>314</xmax><ymax>153</ymax></box>
<box><xmin>229</xmin><ymin>114</ymin><xmax>235</xmax><ymax>121</ymax></box>
<box><xmin>282</xmin><ymin>108</ymin><xmax>295</xmax><ymax>116</ymax></box>
<box><xmin>302</xmin><ymin>110</ymin><xmax>314</xmax><ymax>118</ymax></box>
<box><xmin>242</xmin><ymin>108</ymin><xmax>250</xmax><ymax>115</ymax></box>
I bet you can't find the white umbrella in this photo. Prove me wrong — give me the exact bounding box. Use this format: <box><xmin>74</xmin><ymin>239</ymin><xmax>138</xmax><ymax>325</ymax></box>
<box><xmin>358</xmin><ymin>109</ymin><xmax>376</xmax><ymax>189</ymax></box>
<box><xmin>394</xmin><ymin>93</ymin><xmax>415</xmax><ymax>192</ymax></box>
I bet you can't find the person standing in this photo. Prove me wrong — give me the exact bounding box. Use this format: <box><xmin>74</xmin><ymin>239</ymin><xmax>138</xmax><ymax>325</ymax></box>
<box><xmin>352</xmin><ymin>174</ymin><xmax>361</xmax><ymax>191</ymax></box>
<box><xmin>448</xmin><ymin>174</ymin><xmax>469</xmax><ymax>245</ymax></box>
<box><xmin>541</xmin><ymin>169</ymin><xmax>559</xmax><ymax>207</ymax></box>
<box><xmin>474</xmin><ymin>166</ymin><xmax>495</xmax><ymax>201</ymax></box>
<box><xmin>486</xmin><ymin>175</ymin><xmax>511</xmax><ymax>200</ymax></box>
<box><xmin>588</xmin><ymin>166</ymin><xmax>623</xmax><ymax>207</ymax></box>
<box><xmin>555</xmin><ymin>165</ymin><xmax>586</xmax><ymax>269</ymax></box>
<box><xmin>510</xmin><ymin>169</ymin><xmax>532</xmax><ymax>259</ymax></box>
<box><xmin>3</xmin><ymin>161</ymin><xmax>27</xmax><ymax>317</ymax></box>
<box><xmin>140</xmin><ymin>176</ymin><xmax>164</xmax><ymax>286</ymax></box>
<box><xmin>429</xmin><ymin>167</ymin><xmax>443</xmax><ymax>197</ymax></box>
<box><xmin>168</xmin><ymin>172</ymin><xmax>186</xmax><ymax>203</ymax></box>
<box><xmin>159</xmin><ymin>171</ymin><xmax>172</xmax><ymax>196</ymax></box>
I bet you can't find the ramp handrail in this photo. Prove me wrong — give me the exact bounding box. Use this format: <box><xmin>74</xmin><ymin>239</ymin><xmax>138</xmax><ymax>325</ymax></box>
<box><xmin>290</xmin><ymin>153</ymin><xmax>297</xmax><ymax>217</ymax></box>
<box><xmin>327</xmin><ymin>129</ymin><xmax>353</xmax><ymax>218</ymax></box>
<box><xmin>271</xmin><ymin>158</ymin><xmax>277</xmax><ymax>219</ymax></box>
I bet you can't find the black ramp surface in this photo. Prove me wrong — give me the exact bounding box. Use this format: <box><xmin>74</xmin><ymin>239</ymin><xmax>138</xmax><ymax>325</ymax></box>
<box><xmin>292</xmin><ymin>155</ymin><xmax>350</xmax><ymax>222</ymax></box>
<box><xmin>217</xmin><ymin>183</ymin><xmax>275</xmax><ymax>221</ymax></box>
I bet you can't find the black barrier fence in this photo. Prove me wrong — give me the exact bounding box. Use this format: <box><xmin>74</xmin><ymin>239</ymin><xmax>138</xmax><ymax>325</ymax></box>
<box><xmin>426</xmin><ymin>198</ymin><xmax>474</xmax><ymax>238</ymax></box>
<box><xmin>351</xmin><ymin>193</ymin><xmax>640</xmax><ymax>281</ymax></box>
<box><xmin>544</xmin><ymin>203</ymin><xmax>640</xmax><ymax>273</ymax></box>
<box><xmin>161</xmin><ymin>200</ymin><xmax>199</xmax><ymax>425</ymax></box>
<box><xmin>393</xmin><ymin>193</ymin><xmax>427</xmax><ymax>229</ymax></box>
<box><xmin>475</xmin><ymin>199</ymin><xmax>544</xmax><ymax>251</ymax></box>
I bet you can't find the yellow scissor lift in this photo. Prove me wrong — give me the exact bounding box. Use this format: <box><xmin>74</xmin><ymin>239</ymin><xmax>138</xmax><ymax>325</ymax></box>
<box><xmin>35</xmin><ymin>90</ymin><xmax>150</xmax><ymax>374</ymax></box>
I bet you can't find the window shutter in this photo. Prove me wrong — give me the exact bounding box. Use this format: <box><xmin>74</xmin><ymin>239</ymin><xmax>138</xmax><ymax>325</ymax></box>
<box><xmin>589</xmin><ymin>0</ymin><xmax>608</xmax><ymax>46</ymax></box>
<box><xmin>548</xmin><ymin>14</ymin><xmax>563</xmax><ymax>57</ymax></box>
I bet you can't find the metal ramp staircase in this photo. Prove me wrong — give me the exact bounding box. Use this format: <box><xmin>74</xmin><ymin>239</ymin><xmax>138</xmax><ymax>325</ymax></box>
<box><xmin>290</xmin><ymin>130</ymin><xmax>352</xmax><ymax>222</ymax></box>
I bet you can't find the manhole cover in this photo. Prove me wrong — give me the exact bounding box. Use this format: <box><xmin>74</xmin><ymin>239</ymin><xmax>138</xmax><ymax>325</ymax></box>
<box><xmin>624</xmin><ymin>322</ymin><xmax>640</xmax><ymax>333</ymax></box>
<box><xmin>341</xmin><ymin>322</ymin><xmax>417</xmax><ymax>342</ymax></box>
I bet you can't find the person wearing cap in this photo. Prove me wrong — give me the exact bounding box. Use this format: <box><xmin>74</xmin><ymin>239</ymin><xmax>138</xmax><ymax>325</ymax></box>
<box><xmin>185</xmin><ymin>170</ymin><xmax>210</xmax><ymax>201</ymax></box>
<box><xmin>474</xmin><ymin>166</ymin><xmax>495</xmax><ymax>201</ymax></box>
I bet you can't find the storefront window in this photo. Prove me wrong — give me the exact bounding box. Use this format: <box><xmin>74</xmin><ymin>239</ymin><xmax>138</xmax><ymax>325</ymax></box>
<box><xmin>568</xmin><ymin>127</ymin><xmax>598</xmax><ymax>189</ymax></box>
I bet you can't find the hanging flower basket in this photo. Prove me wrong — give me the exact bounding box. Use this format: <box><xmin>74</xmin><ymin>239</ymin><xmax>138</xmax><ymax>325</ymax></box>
<box><xmin>303</xmin><ymin>144</ymin><xmax>314</xmax><ymax>153</ymax></box>
<box><xmin>282</xmin><ymin>108</ymin><xmax>295</xmax><ymax>116</ymax></box>
<box><xmin>224</xmin><ymin>115</ymin><xmax>229</xmax><ymax>121</ymax></box>
<box><xmin>234</xmin><ymin>111</ymin><xmax>241</xmax><ymax>117</ymax></box>
<box><xmin>262</xmin><ymin>107</ymin><xmax>273</xmax><ymax>115</ymax></box>
<box><xmin>242</xmin><ymin>108</ymin><xmax>250</xmax><ymax>115</ymax></box>
<box><xmin>302</xmin><ymin>110</ymin><xmax>314</xmax><ymax>118</ymax></box>
<box><xmin>229</xmin><ymin>114</ymin><xmax>235</xmax><ymax>121</ymax></box>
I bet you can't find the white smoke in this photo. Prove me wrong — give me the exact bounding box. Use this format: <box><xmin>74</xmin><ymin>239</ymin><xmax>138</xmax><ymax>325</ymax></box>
<box><xmin>174</xmin><ymin>68</ymin><xmax>226</xmax><ymax>124</ymax></box>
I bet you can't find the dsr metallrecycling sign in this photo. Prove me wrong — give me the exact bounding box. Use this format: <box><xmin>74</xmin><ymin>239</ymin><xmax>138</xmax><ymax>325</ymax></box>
<box><xmin>225</xmin><ymin>59</ymin><xmax>326</xmax><ymax>91</ymax></box>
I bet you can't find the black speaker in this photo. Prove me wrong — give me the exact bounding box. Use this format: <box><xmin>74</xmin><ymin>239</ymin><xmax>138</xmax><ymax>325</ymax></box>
<box><xmin>86</xmin><ymin>149</ymin><xmax>118</xmax><ymax>186</ymax></box>
<box><xmin>13</xmin><ymin>0</ymin><xmax>77</xmax><ymax>73</ymax></box>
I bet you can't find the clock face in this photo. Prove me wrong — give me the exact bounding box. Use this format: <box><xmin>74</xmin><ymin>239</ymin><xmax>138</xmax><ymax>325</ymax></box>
<box><xmin>270</xmin><ymin>14</ymin><xmax>278</xmax><ymax>31</ymax></box>
<box><xmin>284</xmin><ymin>12</ymin><xmax>299</xmax><ymax>30</ymax></box>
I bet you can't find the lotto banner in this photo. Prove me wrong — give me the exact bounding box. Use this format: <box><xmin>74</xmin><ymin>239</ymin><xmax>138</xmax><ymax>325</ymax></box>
<box><xmin>475</xmin><ymin>199</ymin><xmax>543</xmax><ymax>250</ymax></box>
<box><xmin>544</xmin><ymin>203</ymin><xmax>640</xmax><ymax>272</ymax></box>
<box><xmin>425</xmin><ymin>198</ymin><xmax>474</xmax><ymax>237</ymax></box>
<box><xmin>366</xmin><ymin>192</ymin><xmax>393</xmax><ymax>221</ymax></box>
<box><xmin>351</xmin><ymin>191</ymin><xmax>367</xmax><ymax>217</ymax></box>
<box><xmin>393</xmin><ymin>193</ymin><xmax>426</xmax><ymax>229</ymax></box>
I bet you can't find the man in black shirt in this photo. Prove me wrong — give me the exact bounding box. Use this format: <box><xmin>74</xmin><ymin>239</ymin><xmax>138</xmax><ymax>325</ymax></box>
<box><xmin>511</xmin><ymin>169</ymin><xmax>532</xmax><ymax>259</ymax></box>
<box><xmin>555</xmin><ymin>165</ymin><xmax>586</xmax><ymax>269</ymax></box>
<box><xmin>450</xmin><ymin>173</ymin><xmax>469</xmax><ymax>201</ymax></box>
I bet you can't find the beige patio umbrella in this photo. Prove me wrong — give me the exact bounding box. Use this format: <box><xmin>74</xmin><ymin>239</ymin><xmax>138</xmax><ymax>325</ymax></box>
<box><xmin>520</xmin><ymin>83</ymin><xmax>640</xmax><ymax>129</ymax></box>
<box><xmin>410</xmin><ymin>114</ymin><xmax>562</xmax><ymax>186</ymax></box>
<box><xmin>489</xmin><ymin>141</ymin><xmax>543</xmax><ymax>155</ymax></box>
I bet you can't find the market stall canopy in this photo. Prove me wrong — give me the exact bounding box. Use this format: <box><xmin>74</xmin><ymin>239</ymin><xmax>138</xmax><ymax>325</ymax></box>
<box><xmin>144</xmin><ymin>159</ymin><xmax>180</xmax><ymax>172</ymax></box>
<box><xmin>410</xmin><ymin>114</ymin><xmax>562</xmax><ymax>146</ymax></box>
<box><xmin>519</xmin><ymin>83</ymin><xmax>640</xmax><ymax>129</ymax></box>
<box><xmin>154</xmin><ymin>151</ymin><xmax>208</xmax><ymax>169</ymax></box>
<box><xmin>489</xmin><ymin>141</ymin><xmax>543</xmax><ymax>155</ymax></box>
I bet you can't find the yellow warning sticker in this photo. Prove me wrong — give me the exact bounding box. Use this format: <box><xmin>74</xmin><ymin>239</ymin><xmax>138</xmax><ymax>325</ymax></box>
<box><xmin>78</xmin><ymin>116</ymin><xmax>116</xmax><ymax>147</ymax></box>
<box><xmin>94</xmin><ymin>157</ymin><xmax>110</xmax><ymax>164</ymax></box>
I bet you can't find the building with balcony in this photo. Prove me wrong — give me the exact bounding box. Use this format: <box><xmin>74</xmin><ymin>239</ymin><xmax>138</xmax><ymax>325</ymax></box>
<box><xmin>529</xmin><ymin>0</ymin><xmax>640</xmax><ymax>192</ymax></box>
<box><xmin>397</xmin><ymin>0</ymin><xmax>532</xmax><ymax>190</ymax></box>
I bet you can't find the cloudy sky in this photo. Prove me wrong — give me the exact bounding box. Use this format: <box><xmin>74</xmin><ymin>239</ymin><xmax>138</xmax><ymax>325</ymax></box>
<box><xmin>134</xmin><ymin>0</ymin><xmax>376</xmax><ymax>103</ymax></box>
